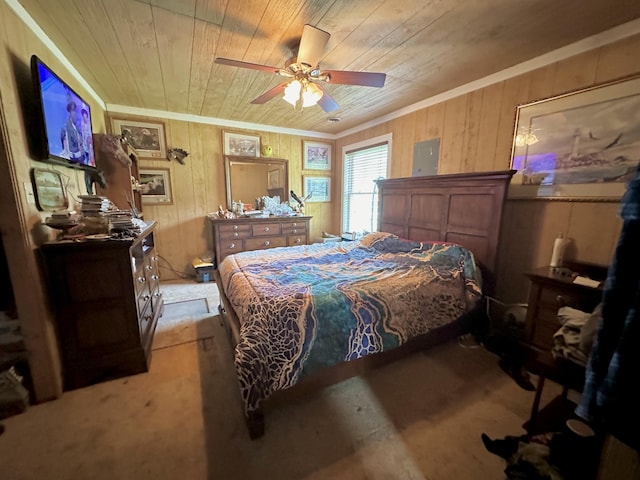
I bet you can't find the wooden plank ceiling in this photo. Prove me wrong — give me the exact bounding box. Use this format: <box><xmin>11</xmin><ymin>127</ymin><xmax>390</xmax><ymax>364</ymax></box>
<box><xmin>17</xmin><ymin>0</ymin><xmax>640</xmax><ymax>134</ymax></box>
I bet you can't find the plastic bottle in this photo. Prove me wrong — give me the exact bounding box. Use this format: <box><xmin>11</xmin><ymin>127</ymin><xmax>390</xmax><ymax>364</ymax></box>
<box><xmin>550</xmin><ymin>233</ymin><xmax>566</xmax><ymax>267</ymax></box>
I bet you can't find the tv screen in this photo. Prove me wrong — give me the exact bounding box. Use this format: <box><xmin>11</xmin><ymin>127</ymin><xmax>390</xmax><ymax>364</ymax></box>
<box><xmin>30</xmin><ymin>55</ymin><xmax>96</xmax><ymax>169</ymax></box>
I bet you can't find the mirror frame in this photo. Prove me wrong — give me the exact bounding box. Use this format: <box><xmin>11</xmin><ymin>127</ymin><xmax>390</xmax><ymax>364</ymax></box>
<box><xmin>224</xmin><ymin>155</ymin><xmax>289</xmax><ymax>209</ymax></box>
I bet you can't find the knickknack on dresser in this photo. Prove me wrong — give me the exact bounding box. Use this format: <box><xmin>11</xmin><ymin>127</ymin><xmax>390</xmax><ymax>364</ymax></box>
<box><xmin>40</xmin><ymin>221</ymin><xmax>163</xmax><ymax>390</ymax></box>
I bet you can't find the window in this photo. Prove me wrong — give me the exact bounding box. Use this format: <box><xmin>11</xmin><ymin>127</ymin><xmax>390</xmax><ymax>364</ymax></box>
<box><xmin>342</xmin><ymin>134</ymin><xmax>391</xmax><ymax>234</ymax></box>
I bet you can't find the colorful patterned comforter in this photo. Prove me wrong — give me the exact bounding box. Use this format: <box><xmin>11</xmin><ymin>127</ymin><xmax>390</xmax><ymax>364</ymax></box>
<box><xmin>218</xmin><ymin>232</ymin><xmax>483</xmax><ymax>416</ymax></box>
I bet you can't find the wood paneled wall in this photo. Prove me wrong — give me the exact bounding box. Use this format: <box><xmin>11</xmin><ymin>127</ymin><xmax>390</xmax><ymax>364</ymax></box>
<box><xmin>335</xmin><ymin>33</ymin><xmax>640</xmax><ymax>303</ymax></box>
<box><xmin>106</xmin><ymin>116</ymin><xmax>335</xmax><ymax>278</ymax></box>
<box><xmin>0</xmin><ymin>1</ymin><xmax>108</xmax><ymax>400</ymax></box>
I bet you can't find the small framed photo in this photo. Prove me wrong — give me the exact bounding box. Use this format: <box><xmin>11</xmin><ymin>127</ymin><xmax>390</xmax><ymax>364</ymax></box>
<box><xmin>303</xmin><ymin>141</ymin><xmax>331</xmax><ymax>170</ymax></box>
<box><xmin>303</xmin><ymin>175</ymin><xmax>331</xmax><ymax>203</ymax></box>
<box><xmin>111</xmin><ymin>118</ymin><xmax>167</xmax><ymax>159</ymax></box>
<box><xmin>223</xmin><ymin>131</ymin><xmax>260</xmax><ymax>157</ymax></box>
<box><xmin>30</xmin><ymin>168</ymin><xmax>68</xmax><ymax>211</ymax></box>
<box><xmin>138</xmin><ymin>167</ymin><xmax>173</xmax><ymax>205</ymax></box>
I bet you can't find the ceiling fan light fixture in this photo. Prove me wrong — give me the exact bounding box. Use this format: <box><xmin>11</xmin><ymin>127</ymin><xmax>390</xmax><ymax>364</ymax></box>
<box><xmin>283</xmin><ymin>80</ymin><xmax>302</xmax><ymax>107</ymax></box>
<box><xmin>301</xmin><ymin>82</ymin><xmax>323</xmax><ymax>107</ymax></box>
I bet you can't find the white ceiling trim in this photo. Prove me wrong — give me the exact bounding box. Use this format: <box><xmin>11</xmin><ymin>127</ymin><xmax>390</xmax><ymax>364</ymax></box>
<box><xmin>336</xmin><ymin>17</ymin><xmax>640</xmax><ymax>139</ymax></box>
<box><xmin>106</xmin><ymin>104</ymin><xmax>335</xmax><ymax>140</ymax></box>
<box><xmin>6</xmin><ymin>0</ymin><xmax>106</xmax><ymax>110</ymax></box>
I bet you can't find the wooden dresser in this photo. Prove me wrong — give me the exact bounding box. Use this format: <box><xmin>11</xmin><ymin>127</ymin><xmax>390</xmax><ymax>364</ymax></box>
<box><xmin>40</xmin><ymin>221</ymin><xmax>163</xmax><ymax>390</ymax></box>
<box><xmin>209</xmin><ymin>216</ymin><xmax>311</xmax><ymax>266</ymax></box>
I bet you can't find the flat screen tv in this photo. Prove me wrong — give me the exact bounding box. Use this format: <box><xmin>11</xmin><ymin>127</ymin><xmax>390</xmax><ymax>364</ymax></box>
<box><xmin>30</xmin><ymin>55</ymin><xmax>96</xmax><ymax>170</ymax></box>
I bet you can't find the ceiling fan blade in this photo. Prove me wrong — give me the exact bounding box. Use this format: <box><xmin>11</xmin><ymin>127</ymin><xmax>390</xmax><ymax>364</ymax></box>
<box><xmin>297</xmin><ymin>24</ymin><xmax>330</xmax><ymax>68</ymax></box>
<box><xmin>321</xmin><ymin>70</ymin><xmax>386</xmax><ymax>88</ymax></box>
<box><xmin>250</xmin><ymin>83</ymin><xmax>288</xmax><ymax>104</ymax></box>
<box><xmin>315</xmin><ymin>84</ymin><xmax>339</xmax><ymax>112</ymax></box>
<box><xmin>215</xmin><ymin>57</ymin><xmax>279</xmax><ymax>74</ymax></box>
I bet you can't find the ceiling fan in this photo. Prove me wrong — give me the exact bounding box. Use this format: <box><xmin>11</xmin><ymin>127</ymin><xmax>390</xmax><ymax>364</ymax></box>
<box><xmin>214</xmin><ymin>24</ymin><xmax>386</xmax><ymax>112</ymax></box>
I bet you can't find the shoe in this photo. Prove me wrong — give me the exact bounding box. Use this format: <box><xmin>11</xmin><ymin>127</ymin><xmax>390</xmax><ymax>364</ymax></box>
<box><xmin>481</xmin><ymin>433</ymin><xmax>523</xmax><ymax>459</ymax></box>
<box><xmin>499</xmin><ymin>358</ymin><xmax>536</xmax><ymax>391</ymax></box>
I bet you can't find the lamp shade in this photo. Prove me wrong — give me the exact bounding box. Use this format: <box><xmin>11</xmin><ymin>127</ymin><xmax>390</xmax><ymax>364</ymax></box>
<box><xmin>283</xmin><ymin>80</ymin><xmax>302</xmax><ymax>107</ymax></box>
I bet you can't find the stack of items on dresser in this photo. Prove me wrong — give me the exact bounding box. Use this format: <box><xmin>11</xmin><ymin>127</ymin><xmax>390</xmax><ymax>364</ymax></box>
<box><xmin>77</xmin><ymin>195</ymin><xmax>144</xmax><ymax>238</ymax></box>
<box><xmin>105</xmin><ymin>210</ymin><xmax>146</xmax><ymax>239</ymax></box>
<box><xmin>44</xmin><ymin>210</ymin><xmax>81</xmax><ymax>230</ymax></box>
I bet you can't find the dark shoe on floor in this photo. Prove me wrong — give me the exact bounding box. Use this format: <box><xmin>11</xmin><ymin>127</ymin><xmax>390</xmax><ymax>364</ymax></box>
<box><xmin>499</xmin><ymin>358</ymin><xmax>536</xmax><ymax>391</ymax></box>
<box><xmin>481</xmin><ymin>433</ymin><xmax>523</xmax><ymax>459</ymax></box>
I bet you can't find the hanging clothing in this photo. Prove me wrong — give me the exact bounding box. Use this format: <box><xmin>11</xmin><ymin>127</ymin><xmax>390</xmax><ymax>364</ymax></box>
<box><xmin>576</xmin><ymin>163</ymin><xmax>640</xmax><ymax>451</ymax></box>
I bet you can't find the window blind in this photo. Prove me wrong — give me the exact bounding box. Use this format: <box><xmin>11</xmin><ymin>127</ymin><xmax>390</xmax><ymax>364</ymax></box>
<box><xmin>342</xmin><ymin>142</ymin><xmax>388</xmax><ymax>234</ymax></box>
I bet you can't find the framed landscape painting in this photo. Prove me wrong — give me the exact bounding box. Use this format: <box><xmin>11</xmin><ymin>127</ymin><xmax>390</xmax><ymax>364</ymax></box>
<box><xmin>509</xmin><ymin>75</ymin><xmax>640</xmax><ymax>200</ymax></box>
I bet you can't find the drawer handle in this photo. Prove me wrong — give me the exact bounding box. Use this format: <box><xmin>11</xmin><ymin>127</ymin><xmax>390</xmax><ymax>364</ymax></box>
<box><xmin>295</xmin><ymin>238</ymin><xmax>301</xmax><ymax>244</ymax></box>
<box><xmin>264</xmin><ymin>227</ymin><xmax>270</xmax><ymax>232</ymax></box>
<box><xmin>151</xmin><ymin>275</ymin><xmax>159</xmax><ymax>281</ymax></box>
<box><xmin>556</xmin><ymin>295</ymin><xmax>567</xmax><ymax>307</ymax></box>
<box><xmin>233</xmin><ymin>225</ymin><xmax>238</xmax><ymax>230</ymax></box>
<box><xmin>234</xmin><ymin>232</ymin><xmax>239</xmax><ymax>237</ymax></box>
<box><xmin>146</xmin><ymin>265</ymin><xmax>153</xmax><ymax>271</ymax></box>
<box><xmin>229</xmin><ymin>243</ymin><xmax>236</xmax><ymax>249</ymax></box>
<box><xmin>138</xmin><ymin>277</ymin><xmax>146</xmax><ymax>283</ymax></box>
<box><xmin>151</xmin><ymin>256</ymin><xmax>158</xmax><ymax>262</ymax></box>
<box><xmin>143</xmin><ymin>295</ymin><xmax>150</xmax><ymax>301</ymax></box>
<box><xmin>293</xmin><ymin>223</ymin><xmax>297</xmax><ymax>227</ymax></box>
<box><xmin>153</xmin><ymin>292</ymin><xmax>161</xmax><ymax>298</ymax></box>
<box><xmin>264</xmin><ymin>240</ymin><xmax>270</xmax><ymax>246</ymax></box>
<box><xmin>292</xmin><ymin>229</ymin><xmax>297</xmax><ymax>234</ymax></box>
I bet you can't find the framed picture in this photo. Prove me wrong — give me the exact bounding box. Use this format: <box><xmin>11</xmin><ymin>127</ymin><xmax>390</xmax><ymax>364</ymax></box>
<box><xmin>111</xmin><ymin>118</ymin><xmax>167</xmax><ymax>159</ymax></box>
<box><xmin>138</xmin><ymin>167</ymin><xmax>173</xmax><ymax>204</ymax></box>
<box><xmin>223</xmin><ymin>131</ymin><xmax>260</xmax><ymax>157</ymax></box>
<box><xmin>509</xmin><ymin>75</ymin><xmax>640</xmax><ymax>200</ymax></box>
<box><xmin>303</xmin><ymin>141</ymin><xmax>331</xmax><ymax>170</ymax></box>
<box><xmin>30</xmin><ymin>168</ymin><xmax>68</xmax><ymax>211</ymax></box>
<box><xmin>303</xmin><ymin>175</ymin><xmax>331</xmax><ymax>202</ymax></box>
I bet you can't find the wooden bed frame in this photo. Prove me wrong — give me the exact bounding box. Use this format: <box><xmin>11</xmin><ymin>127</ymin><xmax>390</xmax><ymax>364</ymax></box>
<box><xmin>214</xmin><ymin>169</ymin><xmax>515</xmax><ymax>438</ymax></box>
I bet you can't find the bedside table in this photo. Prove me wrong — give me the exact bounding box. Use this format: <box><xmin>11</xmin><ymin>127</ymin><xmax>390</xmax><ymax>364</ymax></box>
<box><xmin>522</xmin><ymin>262</ymin><xmax>607</xmax><ymax>436</ymax></box>
<box><xmin>523</xmin><ymin>262</ymin><xmax>607</xmax><ymax>352</ymax></box>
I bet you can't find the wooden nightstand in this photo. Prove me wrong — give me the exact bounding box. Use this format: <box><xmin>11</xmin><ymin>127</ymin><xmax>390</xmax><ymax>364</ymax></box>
<box><xmin>522</xmin><ymin>261</ymin><xmax>607</xmax><ymax>435</ymax></box>
<box><xmin>524</xmin><ymin>262</ymin><xmax>607</xmax><ymax>353</ymax></box>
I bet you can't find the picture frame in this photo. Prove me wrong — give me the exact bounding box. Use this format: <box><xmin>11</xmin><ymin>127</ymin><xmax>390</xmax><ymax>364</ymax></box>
<box><xmin>303</xmin><ymin>141</ymin><xmax>331</xmax><ymax>170</ymax></box>
<box><xmin>111</xmin><ymin>118</ymin><xmax>167</xmax><ymax>159</ymax></box>
<box><xmin>223</xmin><ymin>131</ymin><xmax>260</xmax><ymax>157</ymax></box>
<box><xmin>30</xmin><ymin>168</ymin><xmax>68</xmax><ymax>211</ymax></box>
<box><xmin>138</xmin><ymin>167</ymin><xmax>173</xmax><ymax>205</ymax></box>
<box><xmin>303</xmin><ymin>175</ymin><xmax>331</xmax><ymax>203</ymax></box>
<box><xmin>509</xmin><ymin>75</ymin><xmax>640</xmax><ymax>200</ymax></box>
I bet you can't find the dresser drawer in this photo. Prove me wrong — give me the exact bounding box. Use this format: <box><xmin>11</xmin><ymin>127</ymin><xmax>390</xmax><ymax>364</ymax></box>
<box><xmin>287</xmin><ymin>234</ymin><xmax>307</xmax><ymax>246</ymax></box>
<box><xmin>283</xmin><ymin>225</ymin><xmax>307</xmax><ymax>235</ymax></box>
<box><xmin>537</xmin><ymin>286</ymin><xmax>588</xmax><ymax>310</ymax></box>
<box><xmin>219</xmin><ymin>224</ymin><xmax>251</xmax><ymax>240</ymax></box>
<box><xmin>245</xmin><ymin>236</ymin><xmax>287</xmax><ymax>251</ymax></box>
<box><xmin>220</xmin><ymin>240</ymin><xmax>244</xmax><ymax>257</ymax></box>
<box><xmin>251</xmin><ymin>223</ymin><xmax>281</xmax><ymax>236</ymax></box>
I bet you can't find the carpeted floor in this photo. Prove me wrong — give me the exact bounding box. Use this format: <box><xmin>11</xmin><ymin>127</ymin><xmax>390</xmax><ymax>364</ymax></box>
<box><xmin>153</xmin><ymin>297</ymin><xmax>216</xmax><ymax>350</ymax></box>
<box><xmin>0</xmin><ymin>279</ymin><xmax>565</xmax><ymax>479</ymax></box>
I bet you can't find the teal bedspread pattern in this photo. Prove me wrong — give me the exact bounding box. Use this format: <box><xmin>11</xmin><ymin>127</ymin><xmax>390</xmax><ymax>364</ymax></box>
<box><xmin>218</xmin><ymin>232</ymin><xmax>482</xmax><ymax>416</ymax></box>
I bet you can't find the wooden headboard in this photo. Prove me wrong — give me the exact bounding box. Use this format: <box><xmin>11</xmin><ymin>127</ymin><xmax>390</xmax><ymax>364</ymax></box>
<box><xmin>377</xmin><ymin>170</ymin><xmax>515</xmax><ymax>293</ymax></box>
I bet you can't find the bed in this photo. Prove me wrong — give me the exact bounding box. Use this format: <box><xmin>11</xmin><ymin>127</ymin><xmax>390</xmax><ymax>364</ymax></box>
<box><xmin>215</xmin><ymin>170</ymin><xmax>515</xmax><ymax>438</ymax></box>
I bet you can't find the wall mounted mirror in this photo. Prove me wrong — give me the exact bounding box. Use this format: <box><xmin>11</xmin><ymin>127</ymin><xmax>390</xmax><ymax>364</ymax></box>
<box><xmin>224</xmin><ymin>155</ymin><xmax>288</xmax><ymax>209</ymax></box>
